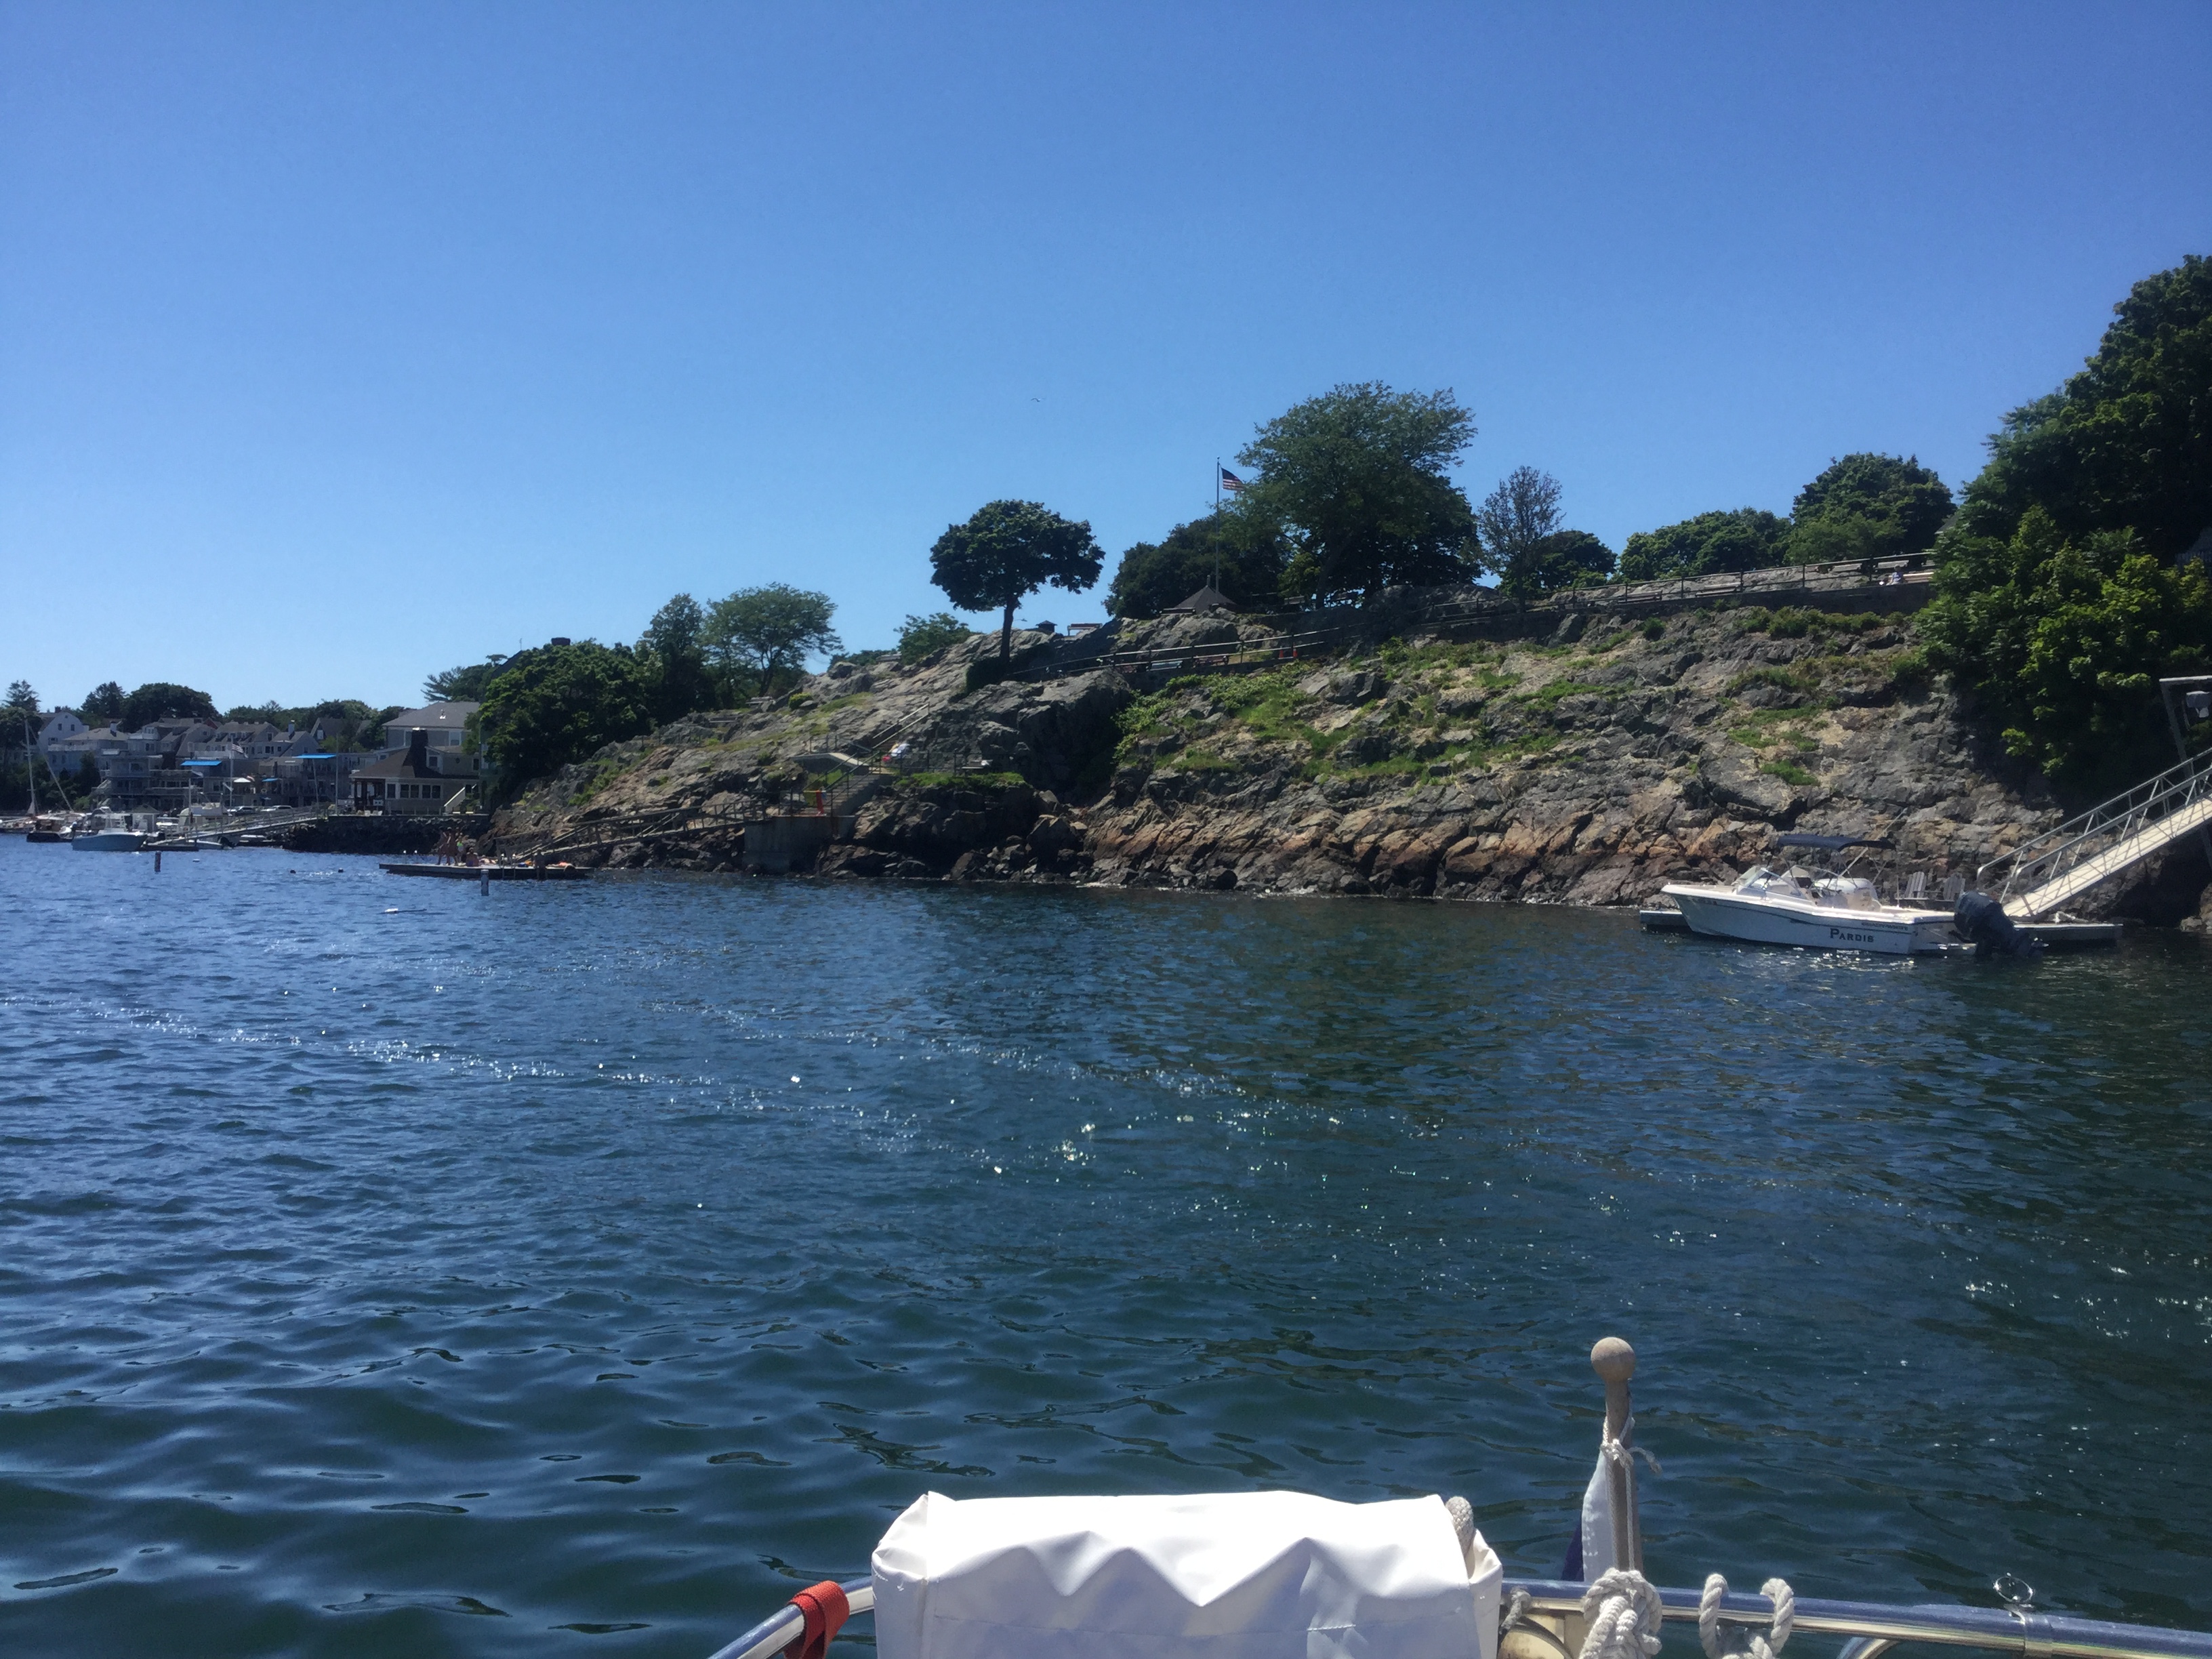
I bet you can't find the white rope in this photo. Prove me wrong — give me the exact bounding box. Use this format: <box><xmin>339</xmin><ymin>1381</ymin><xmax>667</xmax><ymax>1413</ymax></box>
<box><xmin>1578</xmin><ymin>1569</ymin><xmax>1664</xmax><ymax>1659</ymax></box>
<box><xmin>1698</xmin><ymin>1574</ymin><xmax>1795</xmax><ymax>1659</ymax></box>
<box><xmin>1601</xmin><ymin>1414</ymin><xmax>1664</xmax><ymax>1475</ymax></box>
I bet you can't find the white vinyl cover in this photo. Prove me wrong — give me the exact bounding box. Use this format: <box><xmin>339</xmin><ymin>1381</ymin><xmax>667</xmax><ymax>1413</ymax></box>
<box><xmin>872</xmin><ymin>1490</ymin><xmax>1502</xmax><ymax>1659</ymax></box>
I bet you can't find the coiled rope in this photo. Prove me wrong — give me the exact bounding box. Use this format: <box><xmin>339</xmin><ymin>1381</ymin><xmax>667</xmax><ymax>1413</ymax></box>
<box><xmin>1578</xmin><ymin>1570</ymin><xmax>1664</xmax><ymax>1659</ymax></box>
<box><xmin>1698</xmin><ymin>1574</ymin><xmax>1795</xmax><ymax>1659</ymax></box>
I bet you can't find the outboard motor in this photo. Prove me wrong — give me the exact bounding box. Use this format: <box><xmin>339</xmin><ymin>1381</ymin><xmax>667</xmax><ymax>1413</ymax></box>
<box><xmin>1953</xmin><ymin>890</ymin><xmax>2045</xmax><ymax>957</ymax></box>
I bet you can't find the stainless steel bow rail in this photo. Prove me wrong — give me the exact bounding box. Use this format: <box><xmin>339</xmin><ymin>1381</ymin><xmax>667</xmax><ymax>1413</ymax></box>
<box><xmin>1976</xmin><ymin>747</ymin><xmax>2212</xmax><ymax>919</ymax></box>
<box><xmin>697</xmin><ymin>1335</ymin><xmax>2209</xmax><ymax>1659</ymax></box>
<box><xmin>699</xmin><ymin>1575</ymin><xmax>2211</xmax><ymax>1659</ymax></box>
<box><xmin>705</xmin><ymin>1579</ymin><xmax>873</xmax><ymax>1659</ymax></box>
<box><xmin>1505</xmin><ymin>1580</ymin><xmax>2212</xmax><ymax>1659</ymax></box>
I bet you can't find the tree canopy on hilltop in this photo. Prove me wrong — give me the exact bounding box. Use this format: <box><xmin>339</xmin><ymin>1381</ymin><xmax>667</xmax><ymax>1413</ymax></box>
<box><xmin>930</xmin><ymin>500</ymin><xmax>1103</xmax><ymax>659</ymax></box>
<box><xmin>704</xmin><ymin>585</ymin><xmax>842</xmax><ymax>699</ymax></box>
<box><xmin>1786</xmin><ymin>453</ymin><xmax>1953</xmax><ymax>565</ymax></box>
<box><xmin>121</xmin><ymin>682</ymin><xmax>218</xmax><ymax>730</ymax></box>
<box><xmin>1107</xmin><ymin>511</ymin><xmax>1288</xmax><ymax>618</ymax></box>
<box><xmin>476</xmin><ymin>640</ymin><xmax>656</xmax><ymax>792</ymax></box>
<box><xmin>1237</xmin><ymin>382</ymin><xmax>1481</xmax><ymax>600</ymax></box>
<box><xmin>1617</xmin><ymin>509</ymin><xmax>1791</xmax><ymax>581</ymax></box>
<box><xmin>1923</xmin><ymin>257</ymin><xmax>2212</xmax><ymax>795</ymax></box>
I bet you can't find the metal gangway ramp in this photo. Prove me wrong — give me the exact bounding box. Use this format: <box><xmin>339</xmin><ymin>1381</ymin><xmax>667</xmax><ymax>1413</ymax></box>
<box><xmin>1979</xmin><ymin>747</ymin><xmax>2212</xmax><ymax>918</ymax></box>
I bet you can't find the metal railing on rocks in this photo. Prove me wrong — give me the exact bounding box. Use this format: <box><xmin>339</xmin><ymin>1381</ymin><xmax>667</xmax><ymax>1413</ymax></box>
<box><xmin>1025</xmin><ymin>557</ymin><xmax>1932</xmax><ymax>685</ymax></box>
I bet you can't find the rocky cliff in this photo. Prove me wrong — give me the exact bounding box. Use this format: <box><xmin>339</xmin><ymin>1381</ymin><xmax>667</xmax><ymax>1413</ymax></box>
<box><xmin>489</xmin><ymin>605</ymin><xmax>2211</xmax><ymax>922</ymax></box>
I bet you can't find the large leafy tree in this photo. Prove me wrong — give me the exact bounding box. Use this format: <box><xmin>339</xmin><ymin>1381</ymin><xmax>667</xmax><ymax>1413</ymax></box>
<box><xmin>930</xmin><ymin>499</ymin><xmax>1104</xmax><ymax>660</ymax></box>
<box><xmin>476</xmin><ymin>640</ymin><xmax>656</xmax><ymax>790</ymax></box>
<box><xmin>638</xmin><ymin>592</ymin><xmax>716</xmax><ymax>718</ymax></box>
<box><xmin>1924</xmin><ymin>510</ymin><xmax>2212</xmax><ymax>792</ymax></box>
<box><xmin>1924</xmin><ymin>258</ymin><xmax>2212</xmax><ymax>794</ymax></box>
<box><xmin>422</xmin><ymin>659</ymin><xmax>508</xmax><ymax>703</ymax></box>
<box><xmin>121</xmin><ymin>682</ymin><xmax>218</xmax><ymax>730</ymax></box>
<box><xmin>1236</xmin><ymin>382</ymin><xmax>1480</xmax><ymax>600</ymax></box>
<box><xmin>1785</xmin><ymin>453</ymin><xmax>1953</xmax><ymax>565</ymax></box>
<box><xmin>5</xmin><ymin>680</ymin><xmax>37</xmax><ymax>719</ymax></box>
<box><xmin>703</xmin><ymin>584</ymin><xmax>841</xmax><ymax>700</ymax></box>
<box><xmin>1477</xmin><ymin>467</ymin><xmax>1565</xmax><ymax>598</ymax></box>
<box><xmin>1617</xmin><ymin>508</ymin><xmax>1791</xmax><ymax>582</ymax></box>
<box><xmin>1523</xmin><ymin>530</ymin><xmax>1617</xmax><ymax>594</ymax></box>
<box><xmin>1106</xmin><ymin>510</ymin><xmax>1288</xmax><ymax>619</ymax></box>
<box><xmin>83</xmin><ymin>682</ymin><xmax>125</xmax><ymax>722</ymax></box>
<box><xmin>1949</xmin><ymin>257</ymin><xmax>2211</xmax><ymax>556</ymax></box>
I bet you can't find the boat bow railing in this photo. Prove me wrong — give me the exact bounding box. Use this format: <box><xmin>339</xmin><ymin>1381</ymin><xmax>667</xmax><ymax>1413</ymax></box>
<box><xmin>1504</xmin><ymin>1579</ymin><xmax>2212</xmax><ymax>1659</ymax></box>
<box><xmin>700</xmin><ymin>1575</ymin><xmax>2210</xmax><ymax>1659</ymax></box>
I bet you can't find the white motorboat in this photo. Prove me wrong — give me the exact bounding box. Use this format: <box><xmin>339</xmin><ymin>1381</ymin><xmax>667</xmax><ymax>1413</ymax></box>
<box><xmin>70</xmin><ymin>813</ymin><xmax>148</xmax><ymax>853</ymax></box>
<box><xmin>1659</xmin><ymin>833</ymin><xmax>1955</xmax><ymax>954</ymax></box>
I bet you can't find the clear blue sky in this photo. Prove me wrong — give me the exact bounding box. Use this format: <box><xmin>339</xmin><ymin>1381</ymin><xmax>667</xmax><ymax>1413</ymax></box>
<box><xmin>4</xmin><ymin>1</ymin><xmax>2208</xmax><ymax>712</ymax></box>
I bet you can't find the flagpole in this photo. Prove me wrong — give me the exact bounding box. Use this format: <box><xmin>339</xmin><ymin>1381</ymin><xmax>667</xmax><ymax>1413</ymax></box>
<box><xmin>1212</xmin><ymin>458</ymin><xmax>1221</xmax><ymax>592</ymax></box>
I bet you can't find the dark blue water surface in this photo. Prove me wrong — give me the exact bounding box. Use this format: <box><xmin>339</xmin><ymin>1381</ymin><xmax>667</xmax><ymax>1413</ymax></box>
<box><xmin>3</xmin><ymin>838</ymin><xmax>2209</xmax><ymax>1657</ymax></box>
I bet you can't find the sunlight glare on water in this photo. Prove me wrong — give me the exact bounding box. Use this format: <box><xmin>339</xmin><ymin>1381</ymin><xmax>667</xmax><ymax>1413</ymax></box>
<box><xmin>2</xmin><ymin>840</ymin><xmax>2208</xmax><ymax>1656</ymax></box>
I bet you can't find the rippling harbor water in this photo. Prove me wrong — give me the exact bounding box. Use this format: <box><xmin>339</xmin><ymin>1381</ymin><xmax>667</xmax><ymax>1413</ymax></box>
<box><xmin>2</xmin><ymin>838</ymin><xmax>2209</xmax><ymax>1656</ymax></box>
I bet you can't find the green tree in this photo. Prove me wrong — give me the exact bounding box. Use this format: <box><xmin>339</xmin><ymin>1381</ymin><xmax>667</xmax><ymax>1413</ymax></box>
<box><xmin>1525</xmin><ymin>530</ymin><xmax>1617</xmax><ymax>593</ymax></box>
<box><xmin>121</xmin><ymin>682</ymin><xmax>218</xmax><ymax>730</ymax></box>
<box><xmin>1617</xmin><ymin>508</ymin><xmax>1791</xmax><ymax>581</ymax></box>
<box><xmin>1949</xmin><ymin>257</ymin><xmax>2211</xmax><ymax>556</ymax></box>
<box><xmin>83</xmin><ymin>682</ymin><xmax>126</xmax><ymax>722</ymax></box>
<box><xmin>703</xmin><ymin>584</ymin><xmax>842</xmax><ymax>699</ymax></box>
<box><xmin>224</xmin><ymin>700</ymin><xmax>285</xmax><ymax>721</ymax></box>
<box><xmin>1477</xmin><ymin>467</ymin><xmax>1565</xmax><ymax>598</ymax></box>
<box><xmin>476</xmin><ymin>640</ymin><xmax>656</xmax><ymax>790</ymax></box>
<box><xmin>929</xmin><ymin>499</ymin><xmax>1104</xmax><ymax>661</ymax></box>
<box><xmin>1105</xmin><ymin>510</ymin><xmax>1289</xmax><ymax>619</ymax></box>
<box><xmin>5</xmin><ymin>680</ymin><xmax>37</xmax><ymax>719</ymax></box>
<box><xmin>1924</xmin><ymin>258</ymin><xmax>2212</xmax><ymax>792</ymax></box>
<box><xmin>1236</xmin><ymin>382</ymin><xmax>1480</xmax><ymax>600</ymax></box>
<box><xmin>423</xmin><ymin>659</ymin><xmax>508</xmax><ymax>703</ymax></box>
<box><xmin>1923</xmin><ymin>509</ymin><xmax>2212</xmax><ymax>792</ymax></box>
<box><xmin>897</xmin><ymin>611</ymin><xmax>971</xmax><ymax>665</ymax></box>
<box><xmin>1784</xmin><ymin>453</ymin><xmax>1953</xmax><ymax>564</ymax></box>
<box><xmin>638</xmin><ymin>593</ymin><xmax>716</xmax><ymax>718</ymax></box>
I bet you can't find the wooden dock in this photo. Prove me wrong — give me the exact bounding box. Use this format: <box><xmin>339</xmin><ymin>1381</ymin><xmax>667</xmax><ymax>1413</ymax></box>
<box><xmin>380</xmin><ymin>862</ymin><xmax>590</xmax><ymax>882</ymax></box>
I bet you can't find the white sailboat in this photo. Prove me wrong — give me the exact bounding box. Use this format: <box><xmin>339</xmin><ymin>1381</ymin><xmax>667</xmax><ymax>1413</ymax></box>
<box><xmin>1658</xmin><ymin>833</ymin><xmax>1955</xmax><ymax>954</ymax></box>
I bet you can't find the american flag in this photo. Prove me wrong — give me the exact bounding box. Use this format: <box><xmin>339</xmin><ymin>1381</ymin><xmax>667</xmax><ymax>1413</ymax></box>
<box><xmin>1219</xmin><ymin>466</ymin><xmax>1246</xmax><ymax>493</ymax></box>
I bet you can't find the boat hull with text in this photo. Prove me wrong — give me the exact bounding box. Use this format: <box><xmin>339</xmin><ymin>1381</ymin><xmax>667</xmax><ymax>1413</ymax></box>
<box><xmin>1660</xmin><ymin>882</ymin><xmax>1954</xmax><ymax>954</ymax></box>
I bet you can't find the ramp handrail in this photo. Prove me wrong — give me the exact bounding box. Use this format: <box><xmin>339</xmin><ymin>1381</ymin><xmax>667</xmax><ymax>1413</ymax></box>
<box><xmin>1978</xmin><ymin>748</ymin><xmax>2212</xmax><ymax>916</ymax></box>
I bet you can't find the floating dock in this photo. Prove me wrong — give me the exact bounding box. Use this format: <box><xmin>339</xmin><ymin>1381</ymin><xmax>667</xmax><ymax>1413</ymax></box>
<box><xmin>1639</xmin><ymin>906</ymin><xmax>2120</xmax><ymax>949</ymax></box>
<box><xmin>380</xmin><ymin>862</ymin><xmax>590</xmax><ymax>882</ymax></box>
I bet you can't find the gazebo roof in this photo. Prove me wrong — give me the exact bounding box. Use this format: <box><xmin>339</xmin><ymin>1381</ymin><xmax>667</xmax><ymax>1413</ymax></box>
<box><xmin>1166</xmin><ymin>583</ymin><xmax>1235</xmax><ymax>613</ymax></box>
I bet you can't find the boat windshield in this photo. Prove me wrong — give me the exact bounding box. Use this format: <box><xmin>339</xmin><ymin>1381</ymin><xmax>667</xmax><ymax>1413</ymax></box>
<box><xmin>1732</xmin><ymin>865</ymin><xmax>1802</xmax><ymax>897</ymax></box>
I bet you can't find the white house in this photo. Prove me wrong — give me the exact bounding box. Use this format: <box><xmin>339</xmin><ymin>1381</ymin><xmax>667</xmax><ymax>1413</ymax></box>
<box><xmin>35</xmin><ymin>710</ymin><xmax>86</xmax><ymax>757</ymax></box>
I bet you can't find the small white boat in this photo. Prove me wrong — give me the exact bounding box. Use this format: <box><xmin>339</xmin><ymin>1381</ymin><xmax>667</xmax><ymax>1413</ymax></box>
<box><xmin>70</xmin><ymin>813</ymin><xmax>149</xmax><ymax>853</ymax></box>
<box><xmin>1660</xmin><ymin>833</ymin><xmax>1954</xmax><ymax>954</ymax></box>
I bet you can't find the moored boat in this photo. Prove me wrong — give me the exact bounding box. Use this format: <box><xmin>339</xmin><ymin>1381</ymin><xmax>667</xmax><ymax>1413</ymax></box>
<box><xmin>1659</xmin><ymin>833</ymin><xmax>1954</xmax><ymax>954</ymax></box>
<box><xmin>70</xmin><ymin>813</ymin><xmax>148</xmax><ymax>853</ymax></box>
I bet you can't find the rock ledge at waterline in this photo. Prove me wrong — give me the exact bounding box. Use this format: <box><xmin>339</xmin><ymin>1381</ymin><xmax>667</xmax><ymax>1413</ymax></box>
<box><xmin>487</xmin><ymin>607</ymin><xmax>2211</xmax><ymax>924</ymax></box>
